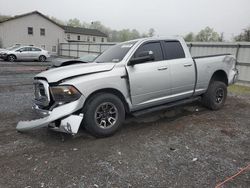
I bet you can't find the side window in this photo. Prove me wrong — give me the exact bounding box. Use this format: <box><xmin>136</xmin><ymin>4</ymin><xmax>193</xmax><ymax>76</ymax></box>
<box><xmin>67</xmin><ymin>34</ymin><xmax>70</xmax><ymax>40</ymax></box>
<box><xmin>134</xmin><ymin>42</ymin><xmax>163</xmax><ymax>61</ymax></box>
<box><xmin>163</xmin><ymin>41</ymin><xmax>185</xmax><ymax>60</ymax></box>
<box><xmin>32</xmin><ymin>47</ymin><xmax>41</xmax><ymax>51</ymax></box>
<box><xmin>28</xmin><ymin>27</ymin><xmax>33</xmax><ymax>35</ymax></box>
<box><xmin>52</xmin><ymin>46</ymin><xmax>57</xmax><ymax>52</ymax></box>
<box><xmin>26</xmin><ymin>47</ymin><xmax>32</xmax><ymax>51</ymax></box>
<box><xmin>40</xmin><ymin>28</ymin><xmax>45</xmax><ymax>36</ymax></box>
<box><xmin>18</xmin><ymin>47</ymin><xmax>30</xmax><ymax>52</ymax></box>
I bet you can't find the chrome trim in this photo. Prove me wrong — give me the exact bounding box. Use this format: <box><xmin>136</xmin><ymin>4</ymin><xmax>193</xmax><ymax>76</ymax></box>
<box><xmin>32</xmin><ymin>104</ymin><xmax>50</xmax><ymax>117</ymax></box>
<box><xmin>34</xmin><ymin>80</ymin><xmax>50</xmax><ymax>106</ymax></box>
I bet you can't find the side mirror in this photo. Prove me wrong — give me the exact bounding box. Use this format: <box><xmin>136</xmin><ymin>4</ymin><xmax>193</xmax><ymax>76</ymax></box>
<box><xmin>129</xmin><ymin>51</ymin><xmax>154</xmax><ymax>65</ymax></box>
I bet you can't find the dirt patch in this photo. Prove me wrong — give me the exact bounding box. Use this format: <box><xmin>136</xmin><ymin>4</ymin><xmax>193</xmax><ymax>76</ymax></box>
<box><xmin>220</xmin><ymin>128</ymin><xmax>237</xmax><ymax>137</ymax></box>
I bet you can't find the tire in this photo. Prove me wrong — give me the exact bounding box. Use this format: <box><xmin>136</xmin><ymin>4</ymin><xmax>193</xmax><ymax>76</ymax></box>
<box><xmin>39</xmin><ymin>55</ymin><xmax>46</xmax><ymax>62</ymax></box>
<box><xmin>7</xmin><ymin>55</ymin><xmax>16</xmax><ymax>62</ymax></box>
<box><xmin>82</xmin><ymin>93</ymin><xmax>125</xmax><ymax>138</ymax></box>
<box><xmin>201</xmin><ymin>81</ymin><xmax>227</xmax><ymax>110</ymax></box>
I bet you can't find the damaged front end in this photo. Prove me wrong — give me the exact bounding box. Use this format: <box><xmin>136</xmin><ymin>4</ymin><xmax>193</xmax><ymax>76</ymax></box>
<box><xmin>16</xmin><ymin>80</ymin><xmax>85</xmax><ymax>134</ymax></box>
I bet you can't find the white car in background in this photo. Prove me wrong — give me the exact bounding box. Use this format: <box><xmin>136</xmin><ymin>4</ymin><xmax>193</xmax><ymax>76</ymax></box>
<box><xmin>0</xmin><ymin>46</ymin><xmax>50</xmax><ymax>62</ymax></box>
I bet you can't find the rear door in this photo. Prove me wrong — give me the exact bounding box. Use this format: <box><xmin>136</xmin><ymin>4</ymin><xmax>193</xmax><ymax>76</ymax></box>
<box><xmin>126</xmin><ymin>41</ymin><xmax>171</xmax><ymax>109</ymax></box>
<box><xmin>162</xmin><ymin>41</ymin><xmax>195</xmax><ymax>99</ymax></box>
<box><xmin>30</xmin><ymin>47</ymin><xmax>42</xmax><ymax>60</ymax></box>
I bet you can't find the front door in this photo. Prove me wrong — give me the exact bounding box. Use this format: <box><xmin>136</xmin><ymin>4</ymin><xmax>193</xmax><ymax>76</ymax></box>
<box><xmin>126</xmin><ymin>41</ymin><xmax>171</xmax><ymax>110</ymax></box>
<box><xmin>16</xmin><ymin>47</ymin><xmax>32</xmax><ymax>60</ymax></box>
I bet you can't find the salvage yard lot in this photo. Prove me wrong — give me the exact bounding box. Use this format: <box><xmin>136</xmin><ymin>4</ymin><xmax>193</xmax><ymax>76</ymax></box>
<box><xmin>0</xmin><ymin>60</ymin><xmax>249</xmax><ymax>188</ymax></box>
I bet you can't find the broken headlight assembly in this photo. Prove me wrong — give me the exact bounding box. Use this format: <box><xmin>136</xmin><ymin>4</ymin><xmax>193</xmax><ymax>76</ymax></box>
<box><xmin>50</xmin><ymin>85</ymin><xmax>81</xmax><ymax>104</ymax></box>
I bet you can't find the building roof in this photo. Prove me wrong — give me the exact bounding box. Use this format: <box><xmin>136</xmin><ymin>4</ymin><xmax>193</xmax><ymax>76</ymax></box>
<box><xmin>0</xmin><ymin>11</ymin><xmax>108</xmax><ymax>38</ymax></box>
<box><xmin>63</xmin><ymin>26</ymin><xmax>107</xmax><ymax>37</ymax></box>
<box><xmin>0</xmin><ymin>11</ymin><xmax>63</xmax><ymax>29</ymax></box>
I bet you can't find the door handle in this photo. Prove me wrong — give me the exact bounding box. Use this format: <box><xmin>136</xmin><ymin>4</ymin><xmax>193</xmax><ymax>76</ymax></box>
<box><xmin>157</xmin><ymin>66</ymin><xmax>168</xmax><ymax>71</ymax></box>
<box><xmin>184</xmin><ymin>63</ymin><xmax>192</xmax><ymax>67</ymax></box>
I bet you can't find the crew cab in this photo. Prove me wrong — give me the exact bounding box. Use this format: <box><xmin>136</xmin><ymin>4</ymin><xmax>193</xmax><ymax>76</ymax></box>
<box><xmin>17</xmin><ymin>37</ymin><xmax>238</xmax><ymax>137</ymax></box>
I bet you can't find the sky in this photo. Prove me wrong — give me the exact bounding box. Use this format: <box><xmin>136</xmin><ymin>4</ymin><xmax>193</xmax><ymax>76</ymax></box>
<box><xmin>0</xmin><ymin>0</ymin><xmax>250</xmax><ymax>40</ymax></box>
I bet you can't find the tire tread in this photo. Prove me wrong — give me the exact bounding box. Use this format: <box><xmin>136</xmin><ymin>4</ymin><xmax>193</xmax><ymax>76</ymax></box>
<box><xmin>202</xmin><ymin>81</ymin><xmax>227</xmax><ymax>110</ymax></box>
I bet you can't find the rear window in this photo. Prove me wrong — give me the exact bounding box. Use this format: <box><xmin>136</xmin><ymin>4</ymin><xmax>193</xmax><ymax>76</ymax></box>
<box><xmin>163</xmin><ymin>41</ymin><xmax>185</xmax><ymax>60</ymax></box>
<box><xmin>32</xmin><ymin>47</ymin><xmax>41</xmax><ymax>51</ymax></box>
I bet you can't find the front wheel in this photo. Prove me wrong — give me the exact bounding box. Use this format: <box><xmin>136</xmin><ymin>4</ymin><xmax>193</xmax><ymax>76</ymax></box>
<box><xmin>82</xmin><ymin>93</ymin><xmax>125</xmax><ymax>137</ymax></box>
<box><xmin>7</xmin><ymin>55</ymin><xmax>16</xmax><ymax>62</ymax></box>
<box><xmin>201</xmin><ymin>81</ymin><xmax>227</xmax><ymax>110</ymax></box>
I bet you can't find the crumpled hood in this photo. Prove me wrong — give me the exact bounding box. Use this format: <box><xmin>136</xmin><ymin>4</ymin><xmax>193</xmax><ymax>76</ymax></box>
<box><xmin>36</xmin><ymin>62</ymin><xmax>115</xmax><ymax>83</ymax></box>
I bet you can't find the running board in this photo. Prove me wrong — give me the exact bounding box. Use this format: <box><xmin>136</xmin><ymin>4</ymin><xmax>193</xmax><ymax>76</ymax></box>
<box><xmin>132</xmin><ymin>97</ymin><xmax>201</xmax><ymax>117</ymax></box>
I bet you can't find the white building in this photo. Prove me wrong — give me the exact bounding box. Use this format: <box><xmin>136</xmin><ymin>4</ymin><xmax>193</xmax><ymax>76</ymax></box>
<box><xmin>63</xmin><ymin>26</ymin><xmax>108</xmax><ymax>43</ymax></box>
<box><xmin>0</xmin><ymin>11</ymin><xmax>108</xmax><ymax>55</ymax></box>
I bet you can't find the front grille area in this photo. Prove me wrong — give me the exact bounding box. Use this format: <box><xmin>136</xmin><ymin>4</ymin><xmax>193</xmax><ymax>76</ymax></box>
<box><xmin>34</xmin><ymin>80</ymin><xmax>50</xmax><ymax>107</ymax></box>
<box><xmin>39</xmin><ymin>84</ymin><xmax>46</xmax><ymax>96</ymax></box>
<box><xmin>34</xmin><ymin>83</ymin><xmax>45</xmax><ymax>98</ymax></box>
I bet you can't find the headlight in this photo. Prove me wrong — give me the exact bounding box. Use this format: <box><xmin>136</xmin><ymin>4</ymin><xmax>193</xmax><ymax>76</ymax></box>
<box><xmin>50</xmin><ymin>85</ymin><xmax>81</xmax><ymax>103</ymax></box>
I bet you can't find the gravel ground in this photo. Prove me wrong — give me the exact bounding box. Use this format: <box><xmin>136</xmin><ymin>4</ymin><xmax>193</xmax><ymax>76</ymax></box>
<box><xmin>0</xmin><ymin>60</ymin><xmax>249</xmax><ymax>188</ymax></box>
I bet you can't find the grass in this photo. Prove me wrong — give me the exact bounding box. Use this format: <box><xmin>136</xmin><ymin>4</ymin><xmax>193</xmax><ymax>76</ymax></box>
<box><xmin>228</xmin><ymin>84</ymin><xmax>250</xmax><ymax>95</ymax></box>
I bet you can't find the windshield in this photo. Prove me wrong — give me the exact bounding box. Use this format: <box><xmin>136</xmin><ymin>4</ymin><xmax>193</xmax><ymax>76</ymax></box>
<box><xmin>95</xmin><ymin>41</ymin><xmax>137</xmax><ymax>63</ymax></box>
<box><xmin>7</xmin><ymin>46</ymin><xmax>20</xmax><ymax>51</ymax></box>
<box><xmin>78</xmin><ymin>54</ymin><xmax>98</xmax><ymax>62</ymax></box>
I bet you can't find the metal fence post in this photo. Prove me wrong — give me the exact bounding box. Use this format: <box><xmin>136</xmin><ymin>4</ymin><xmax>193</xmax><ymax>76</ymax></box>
<box><xmin>68</xmin><ymin>43</ymin><xmax>70</xmax><ymax>57</ymax></box>
<box><xmin>235</xmin><ymin>44</ymin><xmax>241</xmax><ymax>65</ymax></box>
<box><xmin>57</xmin><ymin>39</ymin><xmax>60</xmax><ymax>56</ymax></box>
<box><xmin>77</xmin><ymin>43</ymin><xmax>79</xmax><ymax>58</ymax></box>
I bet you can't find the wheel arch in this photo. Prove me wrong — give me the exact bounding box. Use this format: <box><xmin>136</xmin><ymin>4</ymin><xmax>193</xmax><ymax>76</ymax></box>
<box><xmin>83</xmin><ymin>88</ymin><xmax>130</xmax><ymax>114</ymax></box>
<box><xmin>210</xmin><ymin>70</ymin><xmax>228</xmax><ymax>86</ymax></box>
<box><xmin>39</xmin><ymin>55</ymin><xmax>46</xmax><ymax>60</ymax></box>
<box><xmin>7</xmin><ymin>54</ymin><xmax>17</xmax><ymax>59</ymax></box>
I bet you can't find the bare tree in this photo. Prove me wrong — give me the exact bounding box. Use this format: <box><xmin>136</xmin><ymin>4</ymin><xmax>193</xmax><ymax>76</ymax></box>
<box><xmin>195</xmin><ymin>27</ymin><xmax>220</xmax><ymax>42</ymax></box>
<box><xmin>148</xmin><ymin>28</ymin><xmax>155</xmax><ymax>37</ymax></box>
<box><xmin>67</xmin><ymin>18</ymin><xmax>82</xmax><ymax>27</ymax></box>
<box><xmin>234</xmin><ymin>27</ymin><xmax>250</xmax><ymax>41</ymax></box>
<box><xmin>184</xmin><ymin>32</ymin><xmax>195</xmax><ymax>42</ymax></box>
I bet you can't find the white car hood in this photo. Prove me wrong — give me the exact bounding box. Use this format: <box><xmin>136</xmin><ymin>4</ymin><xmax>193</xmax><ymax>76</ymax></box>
<box><xmin>0</xmin><ymin>50</ymin><xmax>9</xmax><ymax>54</ymax></box>
<box><xmin>36</xmin><ymin>62</ymin><xmax>116</xmax><ymax>83</ymax></box>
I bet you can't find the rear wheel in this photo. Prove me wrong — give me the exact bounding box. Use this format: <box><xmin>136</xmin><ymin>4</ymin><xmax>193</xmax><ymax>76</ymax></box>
<box><xmin>7</xmin><ymin>55</ymin><xmax>16</xmax><ymax>62</ymax></box>
<box><xmin>201</xmin><ymin>81</ymin><xmax>227</xmax><ymax>110</ymax></box>
<box><xmin>39</xmin><ymin>55</ymin><xmax>46</xmax><ymax>62</ymax></box>
<box><xmin>82</xmin><ymin>93</ymin><xmax>125</xmax><ymax>137</ymax></box>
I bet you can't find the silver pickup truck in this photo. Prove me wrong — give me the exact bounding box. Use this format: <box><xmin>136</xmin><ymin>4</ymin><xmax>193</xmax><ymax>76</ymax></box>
<box><xmin>17</xmin><ymin>37</ymin><xmax>238</xmax><ymax>137</ymax></box>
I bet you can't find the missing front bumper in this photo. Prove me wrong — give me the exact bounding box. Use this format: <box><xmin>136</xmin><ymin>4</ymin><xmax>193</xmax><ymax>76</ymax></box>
<box><xmin>16</xmin><ymin>96</ymin><xmax>85</xmax><ymax>134</ymax></box>
<box><xmin>49</xmin><ymin>114</ymin><xmax>83</xmax><ymax>134</ymax></box>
